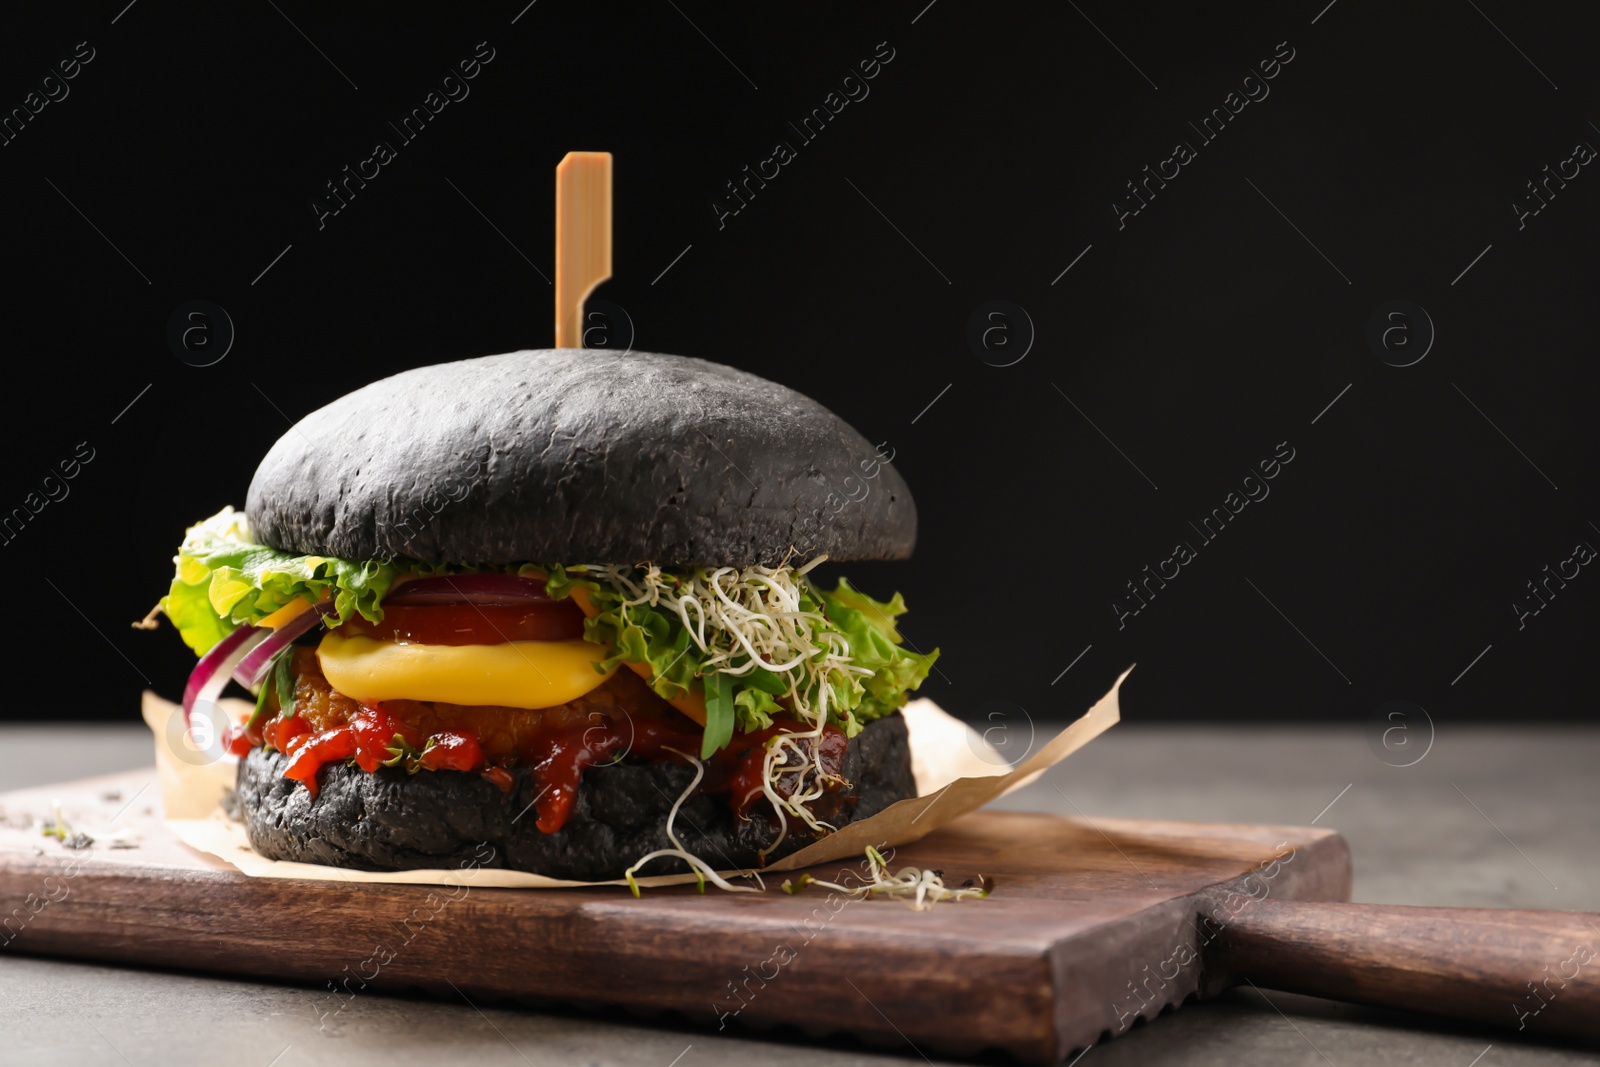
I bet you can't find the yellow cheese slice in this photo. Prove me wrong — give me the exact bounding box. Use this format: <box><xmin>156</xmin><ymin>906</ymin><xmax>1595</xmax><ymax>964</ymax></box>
<box><xmin>257</xmin><ymin>596</ymin><xmax>317</xmax><ymax>630</ymax></box>
<box><xmin>316</xmin><ymin>633</ymin><xmax>615</xmax><ymax>710</ymax></box>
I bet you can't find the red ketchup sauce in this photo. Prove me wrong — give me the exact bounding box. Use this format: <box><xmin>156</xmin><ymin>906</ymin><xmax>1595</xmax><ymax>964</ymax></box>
<box><xmin>239</xmin><ymin>696</ymin><xmax>846</xmax><ymax>827</ymax></box>
<box><xmin>511</xmin><ymin>716</ymin><xmax>848</xmax><ymax>834</ymax></box>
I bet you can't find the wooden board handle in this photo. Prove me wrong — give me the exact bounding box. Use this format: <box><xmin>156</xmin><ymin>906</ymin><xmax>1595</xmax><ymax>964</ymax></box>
<box><xmin>554</xmin><ymin>151</ymin><xmax>613</xmax><ymax>349</ymax></box>
<box><xmin>1206</xmin><ymin>899</ymin><xmax>1600</xmax><ymax>1039</ymax></box>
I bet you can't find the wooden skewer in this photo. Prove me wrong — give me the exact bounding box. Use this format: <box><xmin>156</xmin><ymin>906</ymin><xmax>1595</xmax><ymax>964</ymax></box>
<box><xmin>554</xmin><ymin>153</ymin><xmax>709</xmax><ymax>723</ymax></box>
<box><xmin>554</xmin><ymin>151</ymin><xmax>613</xmax><ymax>349</ymax></box>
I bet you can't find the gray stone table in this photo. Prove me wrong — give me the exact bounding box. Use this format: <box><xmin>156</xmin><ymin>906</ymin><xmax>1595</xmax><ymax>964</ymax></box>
<box><xmin>2</xmin><ymin>721</ymin><xmax>1597</xmax><ymax>1066</ymax></box>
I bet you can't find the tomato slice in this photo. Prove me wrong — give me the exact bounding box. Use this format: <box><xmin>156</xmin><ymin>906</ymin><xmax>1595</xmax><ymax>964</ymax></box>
<box><xmin>344</xmin><ymin>573</ymin><xmax>585</xmax><ymax>645</ymax></box>
<box><xmin>385</xmin><ymin>574</ymin><xmax>553</xmax><ymax>606</ymax></box>
<box><xmin>341</xmin><ymin>602</ymin><xmax>585</xmax><ymax>645</ymax></box>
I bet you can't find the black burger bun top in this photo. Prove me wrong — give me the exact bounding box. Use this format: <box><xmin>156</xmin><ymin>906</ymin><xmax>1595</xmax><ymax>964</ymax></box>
<box><xmin>244</xmin><ymin>349</ymin><xmax>916</xmax><ymax>568</ymax></box>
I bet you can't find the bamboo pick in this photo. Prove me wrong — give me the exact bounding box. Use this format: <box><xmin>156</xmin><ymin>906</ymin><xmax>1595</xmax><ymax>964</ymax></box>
<box><xmin>554</xmin><ymin>151</ymin><xmax>613</xmax><ymax>349</ymax></box>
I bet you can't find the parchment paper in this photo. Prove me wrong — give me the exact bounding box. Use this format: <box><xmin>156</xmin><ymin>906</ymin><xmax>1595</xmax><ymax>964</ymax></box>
<box><xmin>141</xmin><ymin>667</ymin><xmax>1128</xmax><ymax>889</ymax></box>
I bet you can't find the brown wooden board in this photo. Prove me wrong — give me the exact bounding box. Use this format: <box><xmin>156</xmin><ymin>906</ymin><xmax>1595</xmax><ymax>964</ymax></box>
<box><xmin>0</xmin><ymin>770</ymin><xmax>1351</xmax><ymax>1061</ymax></box>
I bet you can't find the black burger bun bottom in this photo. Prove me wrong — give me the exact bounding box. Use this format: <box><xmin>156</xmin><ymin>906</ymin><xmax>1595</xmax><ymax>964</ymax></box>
<box><xmin>244</xmin><ymin>349</ymin><xmax>916</xmax><ymax>569</ymax></box>
<box><xmin>235</xmin><ymin>714</ymin><xmax>916</xmax><ymax>880</ymax></box>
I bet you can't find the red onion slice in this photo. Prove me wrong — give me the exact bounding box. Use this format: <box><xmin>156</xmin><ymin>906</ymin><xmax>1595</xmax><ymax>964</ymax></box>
<box><xmin>233</xmin><ymin>601</ymin><xmax>338</xmax><ymax>689</ymax></box>
<box><xmin>180</xmin><ymin>625</ymin><xmax>269</xmax><ymax>763</ymax></box>
<box><xmin>182</xmin><ymin>625</ymin><xmax>267</xmax><ymax>726</ymax></box>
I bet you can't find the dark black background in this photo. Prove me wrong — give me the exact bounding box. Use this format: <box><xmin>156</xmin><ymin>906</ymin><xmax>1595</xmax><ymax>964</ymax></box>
<box><xmin>3</xmin><ymin>1</ymin><xmax>1595</xmax><ymax>725</ymax></box>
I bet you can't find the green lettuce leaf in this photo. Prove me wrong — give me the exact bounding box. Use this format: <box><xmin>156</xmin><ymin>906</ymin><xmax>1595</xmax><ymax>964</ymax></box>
<box><xmin>157</xmin><ymin>507</ymin><xmax>416</xmax><ymax>656</ymax></box>
<box><xmin>545</xmin><ymin>565</ymin><xmax>938</xmax><ymax>747</ymax></box>
<box><xmin>814</xmin><ymin>578</ymin><xmax>940</xmax><ymax>734</ymax></box>
<box><xmin>733</xmin><ymin>686</ymin><xmax>781</xmax><ymax>732</ymax></box>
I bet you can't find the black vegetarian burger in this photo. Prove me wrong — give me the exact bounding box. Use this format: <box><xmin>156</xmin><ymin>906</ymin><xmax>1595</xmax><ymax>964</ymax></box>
<box><xmin>153</xmin><ymin>349</ymin><xmax>937</xmax><ymax>882</ymax></box>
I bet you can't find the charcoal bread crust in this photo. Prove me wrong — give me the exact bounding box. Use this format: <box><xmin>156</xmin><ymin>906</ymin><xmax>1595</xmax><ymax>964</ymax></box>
<box><xmin>244</xmin><ymin>349</ymin><xmax>916</xmax><ymax>568</ymax></box>
<box><xmin>235</xmin><ymin>713</ymin><xmax>915</xmax><ymax>880</ymax></box>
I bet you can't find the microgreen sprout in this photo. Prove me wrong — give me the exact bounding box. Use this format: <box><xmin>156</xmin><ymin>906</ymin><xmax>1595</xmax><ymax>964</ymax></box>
<box><xmin>380</xmin><ymin>733</ymin><xmax>426</xmax><ymax>772</ymax></box>
<box><xmin>586</xmin><ymin>556</ymin><xmax>867</xmax><ymax>864</ymax></box>
<box><xmin>622</xmin><ymin>747</ymin><xmax>763</xmax><ymax>897</ymax></box>
<box><xmin>39</xmin><ymin>800</ymin><xmax>71</xmax><ymax>842</ymax></box>
<box><xmin>781</xmin><ymin>846</ymin><xmax>990</xmax><ymax>911</ymax></box>
<box><xmin>39</xmin><ymin>800</ymin><xmax>94</xmax><ymax>850</ymax></box>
